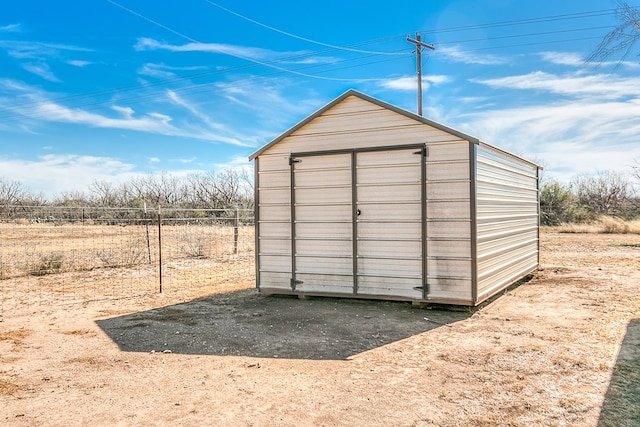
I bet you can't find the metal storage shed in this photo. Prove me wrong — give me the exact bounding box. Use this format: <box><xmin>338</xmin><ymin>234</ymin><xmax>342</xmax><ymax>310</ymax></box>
<box><xmin>249</xmin><ymin>89</ymin><xmax>540</xmax><ymax>306</ymax></box>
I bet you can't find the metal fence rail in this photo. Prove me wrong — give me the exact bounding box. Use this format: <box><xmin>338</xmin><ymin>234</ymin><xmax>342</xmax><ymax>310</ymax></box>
<box><xmin>0</xmin><ymin>206</ymin><xmax>255</xmax><ymax>312</ymax></box>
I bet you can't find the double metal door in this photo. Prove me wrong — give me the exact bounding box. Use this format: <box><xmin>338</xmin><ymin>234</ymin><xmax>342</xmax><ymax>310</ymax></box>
<box><xmin>290</xmin><ymin>145</ymin><xmax>426</xmax><ymax>299</ymax></box>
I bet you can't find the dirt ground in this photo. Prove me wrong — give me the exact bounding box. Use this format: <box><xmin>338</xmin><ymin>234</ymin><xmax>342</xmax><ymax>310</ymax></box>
<box><xmin>1</xmin><ymin>231</ymin><xmax>639</xmax><ymax>426</ymax></box>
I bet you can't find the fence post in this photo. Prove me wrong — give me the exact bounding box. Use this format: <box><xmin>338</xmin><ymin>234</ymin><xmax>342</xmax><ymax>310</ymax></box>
<box><xmin>157</xmin><ymin>205</ymin><xmax>163</xmax><ymax>293</ymax></box>
<box><xmin>233</xmin><ymin>207</ymin><xmax>239</xmax><ymax>255</ymax></box>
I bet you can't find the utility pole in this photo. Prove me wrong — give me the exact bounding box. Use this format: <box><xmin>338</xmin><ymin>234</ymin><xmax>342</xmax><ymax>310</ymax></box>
<box><xmin>406</xmin><ymin>33</ymin><xmax>435</xmax><ymax>116</ymax></box>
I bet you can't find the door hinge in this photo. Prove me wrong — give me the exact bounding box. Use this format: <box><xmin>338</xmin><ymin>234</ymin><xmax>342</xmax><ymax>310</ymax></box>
<box><xmin>289</xmin><ymin>157</ymin><xmax>301</xmax><ymax>165</ymax></box>
<box><xmin>414</xmin><ymin>147</ymin><xmax>428</xmax><ymax>157</ymax></box>
<box><xmin>413</xmin><ymin>283</ymin><xmax>430</xmax><ymax>291</ymax></box>
<box><xmin>290</xmin><ymin>278</ymin><xmax>303</xmax><ymax>290</ymax></box>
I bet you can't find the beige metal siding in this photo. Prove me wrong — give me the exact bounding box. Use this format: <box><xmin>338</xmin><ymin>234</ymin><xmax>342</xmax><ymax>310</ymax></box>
<box><xmin>255</xmin><ymin>153</ymin><xmax>291</xmax><ymax>291</ymax></box>
<box><xmin>425</xmin><ymin>142</ymin><xmax>473</xmax><ymax>302</ymax></box>
<box><xmin>261</xmin><ymin>96</ymin><xmax>465</xmax><ymax>156</ymax></box>
<box><xmin>355</xmin><ymin>148</ymin><xmax>423</xmax><ymax>299</ymax></box>
<box><xmin>293</xmin><ymin>153</ymin><xmax>354</xmax><ymax>293</ymax></box>
<box><xmin>475</xmin><ymin>144</ymin><xmax>539</xmax><ymax>303</ymax></box>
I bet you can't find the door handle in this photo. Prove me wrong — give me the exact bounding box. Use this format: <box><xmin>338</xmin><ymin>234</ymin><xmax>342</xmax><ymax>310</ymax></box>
<box><xmin>356</xmin><ymin>209</ymin><xmax>362</xmax><ymax>216</ymax></box>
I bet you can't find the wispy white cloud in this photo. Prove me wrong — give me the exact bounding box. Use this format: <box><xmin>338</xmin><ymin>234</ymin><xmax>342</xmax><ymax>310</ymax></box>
<box><xmin>438</xmin><ymin>45</ymin><xmax>508</xmax><ymax>65</ymax></box>
<box><xmin>213</xmin><ymin>154</ymin><xmax>253</xmax><ymax>174</ymax></box>
<box><xmin>538</xmin><ymin>51</ymin><xmax>584</xmax><ymax>67</ymax></box>
<box><xmin>111</xmin><ymin>105</ymin><xmax>135</xmax><ymax>118</ymax></box>
<box><xmin>379</xmin><ymin>74</ymin><xmax>450</xmax><ymax>91</ymax></box>
<box><xmin>0</xmin><ymin>154</ymin><xmax>139</xmax><ymax>197</ymax></box>
<box><xmin>0</xmin><ymin>80</ymin><xmax>251</xmax><ymax>146</ymax></box>
<box><xmin>67</xmin><ymin>60</ymin><xmax>92</xmax><ymax>67</ymax></box>
<box><xmin>22</xmin><ymin>62</ymin><xmax>60</xmax><ymax>82</ymax></box>
<box><xmin>134</xmin><ymin>37</ymin><xmax>305</xmax><ymax>61</ymax></box>
<box><xmin>171</xmin><ymin>157</ymin><xmax>197</xmax><ymax>164</ymax></box>
<box><xmin>133</xmin><ymin>37</ymin><xmax>334</xmax><ymax>66</ymax></box>
<box><xmin>138</xmin><ymin>62</ymin><xmax>208</xmax><ymax>79</ymax></box>
<box><xmin>0</xmin><ymin>40</ymin><xmax>91</xmax><ymax>59</ymax></box>
<box><xmin>0</xmin><ymin>23</ymin><xmax>22</xmax><ymax>33</ymax></box>
<box><xmin>475</xmin><ymin>71</ymin><xmax>640</xmax><ymax>99</ymax></box>
<box><xmin>457</xmin><ymin>98</ymin><xmax>640</xmax><ymax>182</ymax></box>
<box><xmin>166</xmin><ymin>90</ymin><xmax>223</xmax><ymax>130</ymax></box>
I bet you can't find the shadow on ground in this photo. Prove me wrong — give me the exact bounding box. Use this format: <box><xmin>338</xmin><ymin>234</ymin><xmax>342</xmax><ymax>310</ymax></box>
<box><xmin>598</xmin><ymin>318</ymin><xmax>640</xmax><ymax>427</ymax></box>
<box><xmin>96</xmin><ymin>289</ymin><xmax>471</xmax><ymax>360</ymax></box>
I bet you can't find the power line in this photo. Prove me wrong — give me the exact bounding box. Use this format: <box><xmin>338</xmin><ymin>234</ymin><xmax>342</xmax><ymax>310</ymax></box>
<box><xmin>204</xmin><ymin>0</ymin><xmax>407</xmax><ymax>55</ymax></box>
<box><xmin>106</xmin><ymin>0</ymin><xmax>402</xmax><ymax>83</ymax></box>
<box><xmin>436</xmin><ymin>25</ymin><xmax>615</xmax><ymax>46</ymax></box>
<box><xmin>419</xmin><ymin>9</ymin><xmax>615</xmax><ymax>35</ymax></box>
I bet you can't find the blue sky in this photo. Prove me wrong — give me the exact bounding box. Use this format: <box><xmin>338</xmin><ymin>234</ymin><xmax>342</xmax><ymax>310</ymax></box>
<box><xmin>1</xmin><ymin>0</ymin><xmax>640</xmax><ymax>197</ymax></box>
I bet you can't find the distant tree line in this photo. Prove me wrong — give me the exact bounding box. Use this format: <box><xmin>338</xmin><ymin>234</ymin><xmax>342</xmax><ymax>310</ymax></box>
<box><xmin>0</xmin><ymin>169</ymin><xmax>253</xmax><ymax>212</ymax></box>
<box><xmin>3</xmin><ymin>165</ymin><xmax>640</xmax><ymax>226</ymax></box>
<box><xmin>540</xmin><ymin>166</ymin><xmax>640</xmax><ymax>226</ymax></box>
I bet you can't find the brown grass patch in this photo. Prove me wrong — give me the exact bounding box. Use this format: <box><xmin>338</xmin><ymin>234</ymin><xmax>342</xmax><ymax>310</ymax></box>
<box><xmin>0</xmin><ymin>379</ymin><xmax>21</xmax><ymax>396</ymax></box>
<box><xmin>0</xmin><ymin>329</ymin><xmax>32</xmax><ymax>343</ymax></box>
<box><xmin>545</xmin><ymin>217</ymin><xmax>640</xmax><ymax>234</ymax></box>
<box><xmin>61</xmin><ymin>329</ymin><xmax>96</xmax><ymax>336</ymax></box>
<box><xmin>67</xmin><ymin>356</ymin><xmax>106</xmax><ymax>366</ymax></box>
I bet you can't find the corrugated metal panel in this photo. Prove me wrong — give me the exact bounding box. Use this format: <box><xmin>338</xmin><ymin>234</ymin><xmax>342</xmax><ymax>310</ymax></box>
<box><xmin>474</xmin><ymin>144</ymin><xmax>539</xmax><ymax>303</ymax></box>
<box><xmin>293</xmin><ymin>153</ymin><xmax>353</xmax><ymax>294</ymax></box>
<box><xmin>256</xmin><ymin>154</ymin><xmax>292</xmax><ymax>290</ymax></box>
<box><xmin>355</xmin><ymin>148</ymin><xmax>424</xmax><ymax>299</ymax></box>
<box><xmin>261</xmin><ymin>97</ymin><xmax>465</xmax><ymax>156</ymax></box>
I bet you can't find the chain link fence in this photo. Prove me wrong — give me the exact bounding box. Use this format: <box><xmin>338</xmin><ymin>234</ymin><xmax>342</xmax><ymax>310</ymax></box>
<box><xmin>0</xmin><ymin>206</ymin><xmax>255</xmax><ymax>312</ymax></box>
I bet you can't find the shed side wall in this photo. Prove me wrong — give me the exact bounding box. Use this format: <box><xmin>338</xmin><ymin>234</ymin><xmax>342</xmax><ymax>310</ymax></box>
<box><xmin>475</xmin><ymin>144</ymin><xmax>540</xmax><ymax>303</ymax></box>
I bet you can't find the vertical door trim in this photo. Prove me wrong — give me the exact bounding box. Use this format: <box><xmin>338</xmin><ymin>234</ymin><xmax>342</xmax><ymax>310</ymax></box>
<box><xmin>289</xmin><ymin>155</ymin><xmax>299</xmax><ymax>290</ymax></box>
<box><xmin>254</xmin><ymin>157</ymin><xmax>261</xmax><ymax>289</ymax></box>
<box><xmin>469</xmin><ymin>142</ymin><xmax>479</xmax><ymax>304</ymax></box>
<box><xmin>420</xmin><ymin>145</ymin><xmax>428</xmax><ymax>299</ymax></box>
<box><xmin>351</xmin><ymin>151</ymin><xmax>358</xmax><ymax>295</ymax></box>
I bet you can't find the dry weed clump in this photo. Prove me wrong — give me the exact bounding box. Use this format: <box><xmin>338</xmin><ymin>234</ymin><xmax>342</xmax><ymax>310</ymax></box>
<box><xmin>600</xmin><ymin>216</ymin><xmax>631</xmax><ymax>234</ymax></box>
<box><xmin>27</xmin><ymin>252</ymin><xmax>65</xmax><ymax>276</ymax></box>
<box><xmin>97</xmin><ymin>236</ymin><xmax>148</xmax><ymax>268</ymax></box>
<box><xmin>545</xmin><ymin>216</ymin><xmax>640</xmax><ymax>234</ymax></box>
<box><xmin>0</xmin><ymin>329</ymin><xmax>32</xmax><ymax>349</ymax></box>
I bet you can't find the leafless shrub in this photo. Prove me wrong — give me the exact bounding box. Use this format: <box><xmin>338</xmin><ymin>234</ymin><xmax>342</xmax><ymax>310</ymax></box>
<box><xmin>97</xmin><ymin>237</ymin><xmax>147</xmax><ymax>268</ymax></box>
<box><xmin>179</xmin><ymin>232</ymin><xmax>208</xmax><ymax>258</ymax></box>
<box><xmin>571</xmin><ymin>171</ymin><xmax>633</xmax><ymax>217</ymax></box>
<box><xmin>27</xmin><ymin>252</ymin><xmax>65</xmax><ymax>276</ymax></box>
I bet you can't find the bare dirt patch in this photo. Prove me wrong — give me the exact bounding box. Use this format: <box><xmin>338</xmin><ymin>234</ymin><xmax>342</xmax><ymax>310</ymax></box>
<box><xmin>1</xmin><ymin>232</ymin><xmax>639</xmax><ymax>426</ymax></box>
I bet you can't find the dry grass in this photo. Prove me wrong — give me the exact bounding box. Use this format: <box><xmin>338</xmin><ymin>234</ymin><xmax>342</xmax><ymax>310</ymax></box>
<box><xmin>0</xmin><ymin>379</ymin><xmax>21</xmax><ymax>396</ymax></box>
<box><xmin>0</xmin><ymin>329</ymin><xmax>32</xmax><ymax>343</ymax></box>
<box><xmin>543</xmin><ymin>216</ymin><xmax>640</xmax><ymax>234</ymax></box>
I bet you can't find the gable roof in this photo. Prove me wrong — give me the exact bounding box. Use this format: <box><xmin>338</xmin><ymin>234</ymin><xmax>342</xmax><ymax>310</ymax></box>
<box><xmin>249</xmin><ymin>89</ymin><xmax>482</xmax><ymax>160</ymax></box>
<box><xmin>248</xmin><ymin>89</ymin><xmax>540</xmax><ymax>170</ymax></box>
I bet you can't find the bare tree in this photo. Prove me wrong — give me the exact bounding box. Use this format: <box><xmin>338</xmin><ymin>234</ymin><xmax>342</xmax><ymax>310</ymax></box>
<box><xmin>128</xmin><ymin>172</ymin><xmax>186</xmax><ymax>208</ymax></box>
<box><xmin>89</xmin><ymin>180</ymin><xmax>122</xmax><ymax>207</ymax></box>
<box><xmin>54</xmin><ymin>190</ymin><xmax>92</xmax><ymax>207</ymax></box>
<box><xmin>0</xmin><ymin>177</ymin><xmax>29</xmax><ymax>206</ymax></box>
<box><xmin>588</xmin><ymin>1</ymin><xmax>640</xmax><ymax>67</ymax></box>
<box><xmin>186</xmin><ymin>169</ymin><xmax>253</xmax><ymax>210</ymax></box>
<box><xmin>571</xmin><ymin>170</ymin><xmax>633</xmax><ymax>217</ymax></box>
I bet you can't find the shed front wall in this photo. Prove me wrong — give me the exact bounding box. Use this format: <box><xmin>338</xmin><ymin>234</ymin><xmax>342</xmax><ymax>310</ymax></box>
<box><xmin>474</xmin><ymin>144</ymin><xmax>540</xmax><ymax>303</ymax></box>
<box><xmin>255</xmin><ymin>95</ymin><xmax>475</xmax><ymax>304</ymax></box>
